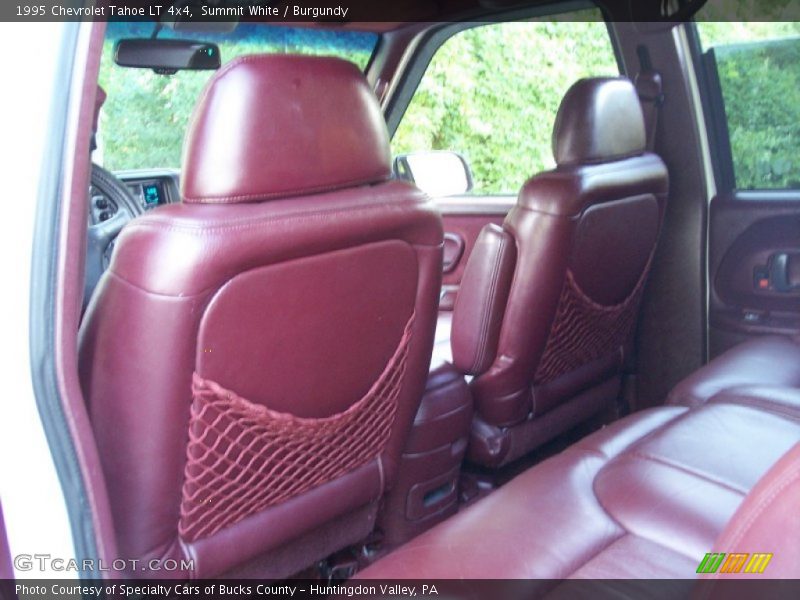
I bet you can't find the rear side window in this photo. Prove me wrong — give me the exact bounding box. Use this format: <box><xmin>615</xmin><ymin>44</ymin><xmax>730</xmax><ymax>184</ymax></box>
<box><xmin>392</xmin><ymin>11</ymin><xmax>619</xmax><ymax>195</ymax></box>
<box><xmin>697</xmin><ymin>23</ymin><xmax>800</xmax><ymax>190</ymax></box>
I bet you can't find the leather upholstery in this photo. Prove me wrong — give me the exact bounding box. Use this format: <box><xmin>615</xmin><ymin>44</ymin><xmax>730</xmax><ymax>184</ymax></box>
<box><xmin>451</xmin><ymin>77</ymin><xmax>668</xmax><ymax>467</ymax></box>
<box><xmin>357</xmin><ymin>402</ymin><xmax>800</xmax><ymax>580</ymax></box>
<box><xmin>553</xmin><ymin>77</ymin><xmax>646</xmax><ymax>167</ymax></box>
<box><xmin>451</xmin><ymin>224</ymin><xmax>516</xmax><ymax>375</ymax></box>
<box><xmin>79</xmin><ymin>55</ymin><xmax>443</xmax><ymax>579</ymax></box>
<box><xmin>358</xmin><ymin>337</ymin><xmax>800</xmax><ymax>581</ymax></box>
<box><xmin>668</xmin><ymin>334</ymin><xmax>800</xmax><ymax>409</ymax></box>
<box><xmin>707</xmin><ymin>386</ymin><xmax>800</xmax><ymax>420</ymax></box>
<box><xmin>700</xmin><ymin>443</ymin><xmax>800</xmax><ymax>581</ymax></box>
<box><xmin>182</xmin><ymin>55</ymin><xmax>392</xmax><ymax>204</ymax></box>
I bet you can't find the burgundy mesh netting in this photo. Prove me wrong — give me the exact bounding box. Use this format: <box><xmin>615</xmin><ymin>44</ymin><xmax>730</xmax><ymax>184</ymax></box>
<box><xmin>533</xmin><ymin>265</ymin><xmax>651</xmax><ymax>385</ymax></box>
<box><xmin>178</xmin><ymin>314</ymin><xmax>415</xmax><ymax>542</ymax></box>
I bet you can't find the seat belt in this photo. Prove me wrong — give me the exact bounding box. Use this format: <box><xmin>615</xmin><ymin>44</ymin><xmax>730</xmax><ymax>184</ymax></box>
<box><xmin>634</xmin><ymin>45</ymin><xmax>665</xmax><ymax>152</ymax></box>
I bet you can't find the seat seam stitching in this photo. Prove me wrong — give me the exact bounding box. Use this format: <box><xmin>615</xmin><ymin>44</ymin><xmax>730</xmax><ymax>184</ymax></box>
<box><xmin>123</xmin><ymin>196</ymin><xmax>431</xmax><ymax>235</ymax></box>
<box><xmin>708</xmin><ymin>396</ymin><xmax>800</xmax><ymax>423</ymax></box>
<box><xmin>624</xmin><ymin>450</ymin><xmax>750</xmax><ymax>495</ymax></box>
<box><xmin>579</xmin><ymin>407</ymin><xmax>690</xmax><ymax>461</ymax></box>
<box><xmin>564</xmin><ymin>532</ymin><xmax>700</xmax><ymax>578</ymax></box>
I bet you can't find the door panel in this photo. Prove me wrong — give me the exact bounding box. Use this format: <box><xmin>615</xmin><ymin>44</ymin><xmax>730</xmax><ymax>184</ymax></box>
<box><xmin>696</xmin><ymin>26</ymin><xmax>800</xmax><ymax>360</ymax></box>
<box><xmin>435</xmin><ymin>198</ymin><xmax>511</xmax><ymax>310</ymax></box>
<box><xmin>709</xmin><ymin>192</ymin><xmax>800</xmax><ymax>358</ymax></box>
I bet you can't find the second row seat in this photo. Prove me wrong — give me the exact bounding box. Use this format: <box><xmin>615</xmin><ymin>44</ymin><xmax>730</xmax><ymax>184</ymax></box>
<box><xmin>445</xmin><ymin>77</ymin><xmax>669</xmax><ymax>468</ymax></box>
<box><xmin>356</xmin><ymin>335</ymin><xmax>800</xmax><ymax>580</ymax></box>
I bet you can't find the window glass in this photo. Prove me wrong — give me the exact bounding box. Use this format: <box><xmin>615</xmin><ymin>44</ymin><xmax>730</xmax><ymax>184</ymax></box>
<box><xmin>392</xmin><ymin>11</ymin><xmax>618</xmax><ymax>195</ymax></box>
<box><xmin>697</xmin><ymin>22</ymin><xmax>800</xmax><ymax>189</ymax></box>
<box><xmin>97</xmin><ymin>24</ymin><xmax>377</xmax><ymax>171</ymax></box>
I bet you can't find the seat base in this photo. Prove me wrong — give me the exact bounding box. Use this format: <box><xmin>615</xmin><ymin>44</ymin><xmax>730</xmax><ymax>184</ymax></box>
<box><xmin>468</xmin><ymin>376</ymin><xmax>620</xmax><ymax>468</ymax></box>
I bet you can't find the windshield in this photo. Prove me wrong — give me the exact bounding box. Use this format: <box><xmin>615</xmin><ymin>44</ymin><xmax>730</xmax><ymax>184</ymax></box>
<box><xmin>96</xmin><ymin>23</ymin><xmax>378</xmax><ymax>171</ymax></box>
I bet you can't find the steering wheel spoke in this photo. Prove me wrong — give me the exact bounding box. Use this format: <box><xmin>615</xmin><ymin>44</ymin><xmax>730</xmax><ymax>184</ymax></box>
<box><xmin>88</xmin><ymin>210</ymin><xmax>128</xmax><ymax>250</ymax></box>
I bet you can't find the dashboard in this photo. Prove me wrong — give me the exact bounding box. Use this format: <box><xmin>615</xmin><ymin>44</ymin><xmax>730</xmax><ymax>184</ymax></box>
<box><xmin>129</xmin><ymin>180</ymin><xmax>170</xmax><ymax>209</ymax></box>
<box><xmin>89</xmin><ymin>168</ymin><xmax>180</xmax><ymax>225</ymax></box>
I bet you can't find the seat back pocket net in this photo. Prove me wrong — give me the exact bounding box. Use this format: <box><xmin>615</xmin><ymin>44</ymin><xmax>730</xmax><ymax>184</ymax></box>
<box><xmin>179</xmin><ymin>314</ymin><xmax>415</xmax><ymax>542</ymax></box>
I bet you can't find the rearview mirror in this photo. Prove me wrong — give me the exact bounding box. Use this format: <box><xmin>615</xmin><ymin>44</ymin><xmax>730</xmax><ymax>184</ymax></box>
<box><xmin>114</xmin><ymin>39</ymin><xmax>221</xmax><ymax>74</ymax></box>
<box><xmin>393</xmin><ymin>151</ymin><xmax>474</xmax><ymax>197</ymax></box>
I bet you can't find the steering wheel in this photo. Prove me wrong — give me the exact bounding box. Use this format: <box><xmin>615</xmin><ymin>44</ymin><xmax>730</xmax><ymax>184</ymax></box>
<box><xmin>84</xmin><ymin>163</ymin><xmax>144</xmax><ymax>307</ymax></box>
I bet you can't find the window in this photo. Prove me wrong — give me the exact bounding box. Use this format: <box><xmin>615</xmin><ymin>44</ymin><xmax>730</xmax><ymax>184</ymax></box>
<box><xmin>392</xmin><ymin>11</ymin><xmax>618</xmax><ymax>195</ymax></box>
<box><xmin>697</xmin><ymin>22</ymin><xmax>800</xmax><ymax>190</ymax></box>
<box><xmin>97</xmin><ymin>24</ymin><xmax>377</xmax><ymax>171</ymax></box>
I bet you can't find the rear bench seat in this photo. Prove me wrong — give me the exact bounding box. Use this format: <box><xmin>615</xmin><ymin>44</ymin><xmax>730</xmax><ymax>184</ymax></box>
<box><xmin>667</xmin><ymin>334</ymin><xmax>800</xmax><ymax>413</ymax></box>
<box><xmin>356</xmin><ymin>335</ymin><xmax>800</xmax><ymax>579</ymax></box>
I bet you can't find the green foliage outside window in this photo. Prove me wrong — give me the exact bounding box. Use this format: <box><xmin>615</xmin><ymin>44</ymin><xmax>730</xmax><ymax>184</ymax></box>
<box><xmin>393</xmin><ymin>11</ymin><xmax>800</xmax><ymax>194</ymax></box>
<box><xmin>391</xmin><ymin>17</ymin><xmax>619</xmax><ymax>194</ymax></box>
<box><xmin>97</xmin><ymin>14</ymin><xmax>800</xmax><ymax>194</ymax></box>
<box><xmin>697</xmin><ymin>22</ymin><xmax>800</xmax><ymax>190</ymax></box>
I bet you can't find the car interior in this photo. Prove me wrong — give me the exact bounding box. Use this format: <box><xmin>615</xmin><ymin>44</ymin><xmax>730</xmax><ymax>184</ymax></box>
<box><xmin>39</xmin><ymin>0</ymin><xmax>800</xmax><ymax>588</ymax></box>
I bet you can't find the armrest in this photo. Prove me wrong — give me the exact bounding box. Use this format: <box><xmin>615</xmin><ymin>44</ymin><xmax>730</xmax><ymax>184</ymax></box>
<box><xmin>451</xmin><ymin>224</ymin><xmax>516</xmax><ymax>376</ymax></box>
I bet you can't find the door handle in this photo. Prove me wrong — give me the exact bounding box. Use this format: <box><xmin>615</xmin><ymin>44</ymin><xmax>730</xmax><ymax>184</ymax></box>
<box><xmin>768</xmin><ymin>252</ymin><xmax>800</xmax><ymax>292</ymax></box>
<box><xmin>442</xmin><ymin>233</ymin><xmax>465</xmax><ymax>273</ymax></box>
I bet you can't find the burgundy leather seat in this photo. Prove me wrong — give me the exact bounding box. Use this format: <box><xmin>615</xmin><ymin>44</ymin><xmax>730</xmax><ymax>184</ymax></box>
<box><xmin>667</xmin><ymin>334</ymin><xmax>800</xmax><ymax>413</ymax></box>
<box><xmin>357</xmin><ymin>336</ymin><xmax>800</xmax><ymax>581</ymax></box>
<box><xmin>450</xmin><ymin>77</ymin><xmax>669</xmax><ymax>467</ymax></box>
<box><xmin>357</xmin><ymin>401</ymin><xmax>800</xmax><ymax>581</ymax></box>
<box><xmin>78</xmin><ymin>55</ymin><xmax>443</xmax><ymax>578</ymax></box>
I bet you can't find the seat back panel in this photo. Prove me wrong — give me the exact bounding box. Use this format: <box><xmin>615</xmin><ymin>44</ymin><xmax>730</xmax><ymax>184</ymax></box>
<box><xmin>196</xmin><ymin>240</ymin><xmax>418</xmax><ymax>417</ymax></box>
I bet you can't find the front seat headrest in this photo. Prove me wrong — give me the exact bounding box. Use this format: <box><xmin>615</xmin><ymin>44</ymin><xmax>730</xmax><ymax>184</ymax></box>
<box><xmin>552</xmin><ymin>77</ymin><xmax>646</xmax><ymax>167</ymax></box>
<box><xmin>181</xmin><ymin>54</ymin><xmax>392</xmax><ymax>204</ymax></box>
